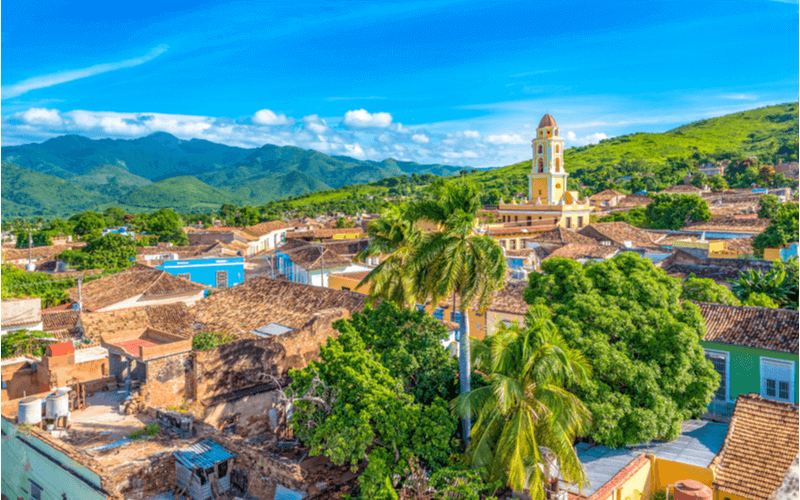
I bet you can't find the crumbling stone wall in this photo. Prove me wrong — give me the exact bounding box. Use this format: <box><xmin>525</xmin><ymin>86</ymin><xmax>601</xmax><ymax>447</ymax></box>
<box><xmin>104</xmin><ymin>451</ymin><xmax>176</xmax><ymax>500</ymax></box>
<box><xmin>143</xmin><ymin>352</ymin><xmax>193</xmax><ymax>408</ymax></box>
<box><xmin>1</xmin><ymin>363</ymin><xmax>41</xmax><ymax>400</ymax></box>
<box><xmin>193</xmin><ymin>309</ymin><xmax>349</xmax><ymax>404</ymax></box>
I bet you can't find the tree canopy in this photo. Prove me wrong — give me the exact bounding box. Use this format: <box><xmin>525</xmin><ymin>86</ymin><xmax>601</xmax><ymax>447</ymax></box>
<box><xmin>680</xmin><ymin>275</ymin><xmax>740</xmax><ymax>305</ymax></box>
<box><xmin>288</xmin><ymin>302</ymin><xmax>460</xmax><ymax>498</ymax></box>
<box><xmin>523</xmin><ymin>253</ymin><xmax>719</xmax><ymax>447</ymax></box>
<box><xmin>57</xmin><ymin>233</ymin><xmax>137</xmax><ymax>270</ymax></box>
<box><xmin>752</xmin><ymin>202</ymin><xmax>799</xmax><ymax>257</ymax></box>
<box><xmin>644</xmin><ymin>193</ymin><xmax>711</xmax><ymax>230</ymax></box>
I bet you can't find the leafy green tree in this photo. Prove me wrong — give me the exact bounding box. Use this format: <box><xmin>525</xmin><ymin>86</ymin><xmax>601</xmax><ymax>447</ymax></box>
<box><xmin>191</xmin><ymin>331</ymin><xmax>234</xmax><ymax>350</ymax></box>
<box><xmin>742</xmin><ymin>293</ymin><xmax>779</xmax><ymax>308</ymax></box>
<box><xmin>645</xmin><ymin>193</ymin><xmax>711</xmax><ymax>230</ymax></box>
<box><xmin>219</xmin><ymin>203</ymin><xmax>238</xmax><ymax>223</ymax></box>
<box><xmin>680</xmin><ymin>276</ymin><xmax>740</xmax><ymax>305</ymax></box>
<box><xmin>58</xmin><ymin>233</ymin><xmax>137</xmax><ymax>270</ymax></box>
<box><xmin>758</xmin><ymin>195</ymin><xmax>781</xmax><ymax>220</ymax></box>
<box><xmin>454</xmin><ymin>308</ymin><xmax>591</xmax><ymax>495</ymax></box>
<box><xmin>597</xmin><ymin>207</ymin><xmax>649</xmax><ymax>228</ymax></box>
<box><xmin>707</xmin><ymin>174</ymin><xmax>728</xmax><ymax>192</ymax></box>
<box><xmin>356</xmin><ymin>205</ymin><xmax>423</xmax><ymax>306</ymax></box>
<box><xmin>43</xmin><ymin>218</ymin><xmax>74</xmax><ymax>236</ymax></box>
<box><xmin>333</xmin><ymin>216</ymin><xmax>356</xmax><ymax>229</ymax></box>
<box><xmin>14</xmin><ymin>231</ymin><xmax>53</xmax><ymax>248</ymax></box>
<box><xmin>407</xmin><ymin>181</ymin><xmax>508</xmax><ymax>442</ymax></box>
<box><xmin>729</xmin><ymin>258</ymin><xmax>797</xmax><ymax>309</ymax></box>
<box><xmin>103</xmin><ymin>207</ymin><xmax>128</xmax><ymax>226</ymax></box>
<box><xmin>523</xmin><ymin>253</ymin><xmax>719</xmax><ymax>447</ymax></box>
<box><xmin>1</xmin><ymin>330</ymin><xmax>51</xmax><ymax>358</ymax></box>
<box><xmin>689</xmin><ymin>172</ymin><xmax>708</xmax><ymax>188</ymax></box>
<box><xmin>234</xmin><ymin>206</ymin><xmax>259</xmax><ymax>227</ymax></box>
<box><xmin>288</xmin><ymin>306</ymin><xmax>457</xmax><ymax>496</ymax></box>
<box><xmin>752</xmin><ymin>202</ymin><xmax>799</xmax><ymax>257</ymax></box>
<box><xmin>73</xmin><ymin>212</ymin><xmax>106</xmax><ymax>238</ymax></box>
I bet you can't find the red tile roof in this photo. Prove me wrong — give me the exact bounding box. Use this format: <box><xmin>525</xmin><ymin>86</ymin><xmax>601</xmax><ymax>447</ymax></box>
<box><xmin>696</xmin><ymin>302</ymin><xmax>798</xmax><ymax>354</ymax></box>
<box><xmin>711</xmin><ymin>394</ymin><xmax>799</xmax><ymax>500</ymax></box>
<box><xmin>47</xmin><ymin>342</ymin><xmax>74</xmax><ymax>357</ymax></box>
<box><xmin>113</xmin><ymin>338</ymin><xmax>157</xmax><ymax>356</ymax></box>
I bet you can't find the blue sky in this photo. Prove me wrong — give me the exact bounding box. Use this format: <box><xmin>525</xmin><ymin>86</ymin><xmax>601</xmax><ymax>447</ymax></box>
<box><xmin>2</xmin><ymin>0</ymin><xmax>798</xmax><ymax>167</ymax></box>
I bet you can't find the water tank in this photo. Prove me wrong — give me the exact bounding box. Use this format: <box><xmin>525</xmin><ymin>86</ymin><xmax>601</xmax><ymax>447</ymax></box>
<box><xmin>25</xmin><ymin>262</ymin><xmax>36</xmax><ymax>272</ymax></box>
<box><xmin>45</xmin><ymin>390</ymin><xmax>70</xmax><ymax>419</ymax></box>
<box><xmin>18</xmin><ymin>397</ymin><xmax>42</xmax><ymax>425</ymax></box>
<box><xmin>674</xmin><ymin>480</ymin><xmax>712</xmax><ymax>500</ymax></box>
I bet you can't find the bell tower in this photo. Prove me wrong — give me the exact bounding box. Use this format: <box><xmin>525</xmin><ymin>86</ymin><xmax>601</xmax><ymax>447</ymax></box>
<box><xmin>529</xmin><ymin>113</ymin><xmax>568</xmax><ymax>204</ymax></box>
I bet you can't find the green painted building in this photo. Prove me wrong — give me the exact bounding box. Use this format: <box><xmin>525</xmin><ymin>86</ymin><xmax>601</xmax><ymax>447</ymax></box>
<box><xmin>697</xmin><ymin>303</ymin><xmax>799</xmax><ymax>417</ymax></box>
<box><xmin>1</xmin><ymin>417</ymin><xmax>109</xmax><ymax>500</ymax></box>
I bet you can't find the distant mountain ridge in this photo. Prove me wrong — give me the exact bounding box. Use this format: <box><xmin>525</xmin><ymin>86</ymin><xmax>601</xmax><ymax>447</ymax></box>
<box><xmin>1</xmin><ymin>132</ymin><xmax>466</xmax><ymax>218</ymax></box>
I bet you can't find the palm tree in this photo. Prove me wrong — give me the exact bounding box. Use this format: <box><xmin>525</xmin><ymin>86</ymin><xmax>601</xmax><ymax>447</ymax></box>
<box><xmin>453</xmin><ymin>307</ymin><xmax>591</xmax><ymax>496</ymax></box>
<box><xmin>407</xmin><ymin>181</ymin><xmax>507</xmax><ymax>443</ymax></box>
<box><xmin>355</xmin><ymin>205</ymin><xmax>423</xmax><ymax>306</ymax></box>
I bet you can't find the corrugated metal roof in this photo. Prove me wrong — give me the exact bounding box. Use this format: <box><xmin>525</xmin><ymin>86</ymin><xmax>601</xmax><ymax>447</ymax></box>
<box><xmin>274</xmin><ymin>484</ymin><xmax>306</xmax><ymax>500</ymax></box>
<box><xmin>174</xmin><ymin>438</ymin><xmax>235</xmax><ymax>470</ymax></box>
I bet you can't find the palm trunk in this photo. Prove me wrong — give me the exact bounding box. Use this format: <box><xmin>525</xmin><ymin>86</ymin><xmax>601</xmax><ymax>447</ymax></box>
<box><xmin>459</xmin><ymin>306</ymin><xmax>471</xmax><ymax>445</ymax></box>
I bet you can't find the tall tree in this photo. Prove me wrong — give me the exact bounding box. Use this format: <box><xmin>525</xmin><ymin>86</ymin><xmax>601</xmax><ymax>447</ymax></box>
<box><xmin>356</xmin><ymin>205</ymin><xmax>423</xmax><ymax>306</ymax></box>
<box><xmin>453</xmin><ymin>308</ymin><xmax>591</xmax><ymax>495</ymax></box>
<box><xmin>407</xmin><ymin>181</ymin><xmax>507</xmax><ymax>443</ymax></box>
<box><xmin>752</xmin><ymin>202</ymin><xmax>799</xmax><ymax>258</ymax></box>
<box><xmin>645</xmin><ymin>193</ymin><xmax>711</xmax><ymax>230</ymax></box>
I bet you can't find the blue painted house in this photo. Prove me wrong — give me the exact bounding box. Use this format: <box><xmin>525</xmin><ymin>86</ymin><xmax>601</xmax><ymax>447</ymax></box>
<box><xmin>159</xmin><ymin>257</ymin><xmax>244</xmax><ymax>289</ymax></box>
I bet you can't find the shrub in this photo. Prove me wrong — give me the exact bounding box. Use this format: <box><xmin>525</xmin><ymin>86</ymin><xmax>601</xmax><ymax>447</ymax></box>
<box><xmin>192</xmin><ymin>331</ymin><xmax>234</xmax><ymax>351</ymax></box>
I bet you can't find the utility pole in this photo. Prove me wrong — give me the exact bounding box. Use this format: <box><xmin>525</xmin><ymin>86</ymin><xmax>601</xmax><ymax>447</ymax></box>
<box><xmin>28</xmin><ymin>232</ymin><xmax>32</xmax><ymax>267</ymax></box>
<box><xmin>77</xmin><ymin>277</ymin><xmax>83</xmax><ymax>313</ymax></box>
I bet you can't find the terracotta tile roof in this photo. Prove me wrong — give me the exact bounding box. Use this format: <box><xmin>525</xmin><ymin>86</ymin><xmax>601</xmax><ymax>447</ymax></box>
<box><xmin>243</xmin><ymin>221</ymin><xmax>289</xmax><ymax>236</ymax></box>
<box><xmin>578</xmin><ymin>222</ymin><xmax>661</xmax><ymax>250</ymax></box>
<box><xmin>278</xmin><ymin>241</ymin><xmax>353</xmax><ymax>270</ymax></box>
<box><xmin>42</xmin><ymin>310</ymin><xmax>79</xmax><ymax>332</ymax></box>
<box><xmin>711</xmin><ymin>394</ymin><xmax>799</xmax><ymax>500</ymax></box>
<box><xmin>544</xmin><ymin>243</ymin><xmax>620</xmax><ymax>261</ymax></box>
<box><xmin>113</xmin><ymin>338</ymin><xmax>157</xmax><ymax>356</ymax></box>
<box><xmin>80</xmin><ymin>303</ymin><xmax>196</xmax><ymax>342</ymax></box>
<box><xmin>724</xmin><ymin>237</ymin><xmax>755</xmax><ymax>254</ymax></box>
<box><xmin>189</xmin><ymin>277</ymin><xmax>367</xmax><ymax>338</ymax></box>
<box><xmin>616</xmin><ymin>194</ymin><xmax>653</xmax><ymax>207</ymax></box>
<box><xmin>485</xmin><ymin>282</ymin><xmax>529</xmax><ymax>315</ymax></box>
<box><xmin>683</xmin><ymin>217</ymin><xmax>771</xmax><ymax>233</ymax></box>
<box><xmin>66</xmin><ymin>265</ymin><xmax>207</xmax><ymax>312</ymax></box>
<box><xmin>589</xmin><ymin>189</ymin><xmax>625</xmax><ymax>202</ymax></box>
<box><xmin>528</xmin><ymin>226</ymin><xmax>599</xmax><ymax>246</ymax></box>
<box><xmin>696</xmin><ymin>302</ymin><xmax>799</xmax><ymax>354</ymax></box>
<box><xmin>1</xmin><ymin>243</ymin><xmax>86</xmax><ymax>262</ymax></box>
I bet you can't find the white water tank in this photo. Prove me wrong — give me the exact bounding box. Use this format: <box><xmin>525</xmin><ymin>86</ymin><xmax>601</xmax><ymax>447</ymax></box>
<box><xmin>45</xmin><ymin>390</ymin><xmax>70</xmax><ymax>419</ymax></box>
<box><xmin>18</xmin><ymin>397</ymin><xmax>42</xmax><ymax>425</ymax></box>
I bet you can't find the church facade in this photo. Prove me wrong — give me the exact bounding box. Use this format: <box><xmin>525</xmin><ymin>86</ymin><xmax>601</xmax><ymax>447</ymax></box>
<box><xmin>497</xmin><ymin>114</ymin><xmax>593</xmax><ymax>230</ymax></box>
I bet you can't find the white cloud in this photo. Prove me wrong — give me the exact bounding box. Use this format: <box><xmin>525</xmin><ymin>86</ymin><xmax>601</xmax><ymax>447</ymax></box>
<box><xmin>411</xmin><ymin>133</ymin><xmax>430</xmax><ymax>144</ymax></box>
<box><xmin>15</xmin><ymin>108</ymin><xmax>63</xmax><ymax>126</ymax></box>
<box><xmin>463</xmin><ymin>130</ymin><xmax>480</xmax><ymax>139</ymax></box>
<box><xmin>2</xmin><ymin>45</ymin><xmax>168</xmax><ymax>100</ymax></box>
<box><xmin>252</xmin><ymin>109</ymin><xmax>295</xmax><ymax>126</ymax></box>
<box><xmin>485</xmin><ymin>133</ymin><xmax>526</xmax><ymax>145</ymax></box>
<box><xmin>377</xmin><ymin>133</ymin><xmax>393</xmax><ymax>143</ymax></box>
<box><xmin>565</xmin><ymin>130</ymin><xmax>608</xmax><ymax>146</ymax></box>
<box><xmin>302</xmin><ymin>114</ymin><xmax>331</xmax><ymax>135</ymax></box>
<box><xmin>342</xmin><ymin>109</ymin><xmax>393</xmax><ymax>128</ymax></box>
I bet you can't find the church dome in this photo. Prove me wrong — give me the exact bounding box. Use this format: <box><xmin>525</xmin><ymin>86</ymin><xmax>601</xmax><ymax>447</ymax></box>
<box><xmin>538</xmin><ymin>114</ymin><xmax>557</xmax><ymax>128</ymax></box>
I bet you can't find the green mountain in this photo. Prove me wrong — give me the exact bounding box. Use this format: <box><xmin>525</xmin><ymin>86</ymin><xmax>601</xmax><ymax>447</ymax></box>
<box><xmin>1</xmin><ymin>132</ymin><xmax>253</xmax><ymax>179</ymax></box>
<box><xmin>70</xmin><ymin>164</ymin><xmax>152</xmax><ymax>199</ymax></box>
<box><xmin>195</xmin><ymin>144</ymin><xmax>463</xmax><ymax>204</ymax></box>
<box><xmin>1</xmin><ymin>162</ymin><xmax>101</xmax><ymax>218</ymax></box>
<box><xmin>119</xmin><ymin>176</ymin><xmax>248</xmax><ymax>212</ymax></box>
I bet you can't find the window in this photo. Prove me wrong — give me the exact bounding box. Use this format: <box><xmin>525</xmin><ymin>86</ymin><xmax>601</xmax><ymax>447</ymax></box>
<box><xmin>477</xmin><ymin>322</ymin><xmax>481</xmax><ymax>330</ymax></box>
<box><xmin>705</xmin><ymin>350</ymin><xmax>729</xmax><ymax>401</ymax></box>
<box><xmin>556</xmin><ymin>145</ymin><xmax>560</xmax><ymax>153</ymax></box>
<box><xmin>216</xmin><ymin>271</ymin><xmax>229</xmax><ymax>289</ymax></box>
<box><xmin>178</xmin><ymin>273</ymin><xmax>190</xmax><ymax>280</ymax></box>
<box><xmin>527</xmin><ymin>216</ymin><xmax>532</xmax><ymax>226</ymax></box>
<box><xmin>341</xmin><ymin>286</ymin><xmax>350</xmax><ymax>292</ymax></box>
<box><xmin>537</xmin><ymin>145</ymin><xmax>543</xmax><ymax>154</ymax></box>
<box><xmin>555</xmin><ymin>158</ymin><xmax>561</xmax><ymax>170</ymax></box>
<box><xmin>30</xmin><ymin>480</ymin><xmax>43</xmax><ymax>500</ymax></box>
<box><xmin>761</xmin><ymin>358</ymin><xmax>795</xmax><ymax>402</ymax></box>
<box><xmin>565</xmin><ymin>217</ymin><xmax>571</xmax><ymax>229</ymax></box>
<box><xmin>577</xmin><ymin>216</ymin><xmax>584</xmax><ymax>228</ymax></box>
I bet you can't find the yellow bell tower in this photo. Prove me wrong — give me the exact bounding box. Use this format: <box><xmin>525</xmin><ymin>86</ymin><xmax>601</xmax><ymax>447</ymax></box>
<box><xmin>529</xmin><ymin>113</ymin><xmax>568</xmax><ymax>204</ymax></box>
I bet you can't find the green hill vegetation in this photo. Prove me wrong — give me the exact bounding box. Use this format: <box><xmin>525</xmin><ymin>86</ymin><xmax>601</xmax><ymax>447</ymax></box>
<box><xmin>119</xmin><ymin>176</ymin><xmax>248</xmax><ymax>212</ymax></box>
<box><xmin>70</xmin><ymin>164</ymin><xmax>152</xmax><ymax>199</ymax></box>
<box><xmin>1</xmin><ymin>163</ymin><xmax>99</xmax><ymax>218</ymax></box>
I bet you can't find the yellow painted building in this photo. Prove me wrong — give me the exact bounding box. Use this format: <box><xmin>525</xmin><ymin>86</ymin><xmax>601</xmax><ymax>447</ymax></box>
<box><xmin>497</xmin><ymin>114</ymin><xmax>594</xmax><ymax>230</ymax></box>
